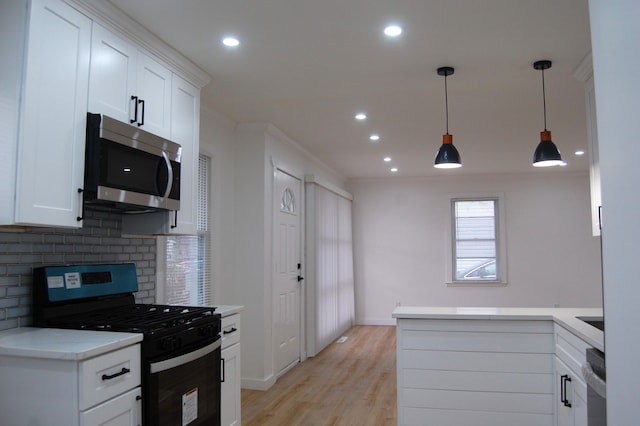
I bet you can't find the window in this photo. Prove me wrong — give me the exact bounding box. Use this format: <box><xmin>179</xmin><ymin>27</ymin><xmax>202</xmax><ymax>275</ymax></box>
<box><xmin>448</xmin><ymin>196</ymin><xmax>506</xmax><ymax>285</ymax></box>
<box><xmin>160</xmin><ymin>155</ymin><xmax>212</xmax><ymax>305</ymax></box>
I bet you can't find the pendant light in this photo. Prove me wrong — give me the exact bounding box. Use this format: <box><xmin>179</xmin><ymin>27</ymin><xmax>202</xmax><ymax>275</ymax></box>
<box><xmin>532</xmin><ymin>60</ymin><xmax>563</xmax><ymax>167</ymax></box>
<box><xmin>434</xmin><ymin>66</ymin><xmax>462</xmax><ymax>169</ymax></box>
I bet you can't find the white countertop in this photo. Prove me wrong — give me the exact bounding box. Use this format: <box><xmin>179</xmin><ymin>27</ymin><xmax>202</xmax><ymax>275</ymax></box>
<box><xmin>0</xmin><ymin>327</ymin><xmax>143</xmax><ymax>361</ymax></box>
<box><xmin>213</xmin><ymin>304</ymin><xmax>244</xmax><ymax>317</ymax></box>
<box><xmin>392</xmin><ymin>306</ymin><xmax>604</xmax><ymax>351</ymax></box>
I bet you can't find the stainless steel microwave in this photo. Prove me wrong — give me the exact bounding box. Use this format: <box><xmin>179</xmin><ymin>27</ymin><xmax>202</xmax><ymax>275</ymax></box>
<box><xmin>83</xmin><ymin>113</ymin><xmax>181</xmax><ymax>212</ymax></box>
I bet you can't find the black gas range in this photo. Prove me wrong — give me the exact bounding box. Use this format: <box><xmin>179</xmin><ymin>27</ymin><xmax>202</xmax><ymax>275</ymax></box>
<box><xmin>33</xmin><ymin>263</ymin><xmax>221</xmax><ymax>426</ymax></box>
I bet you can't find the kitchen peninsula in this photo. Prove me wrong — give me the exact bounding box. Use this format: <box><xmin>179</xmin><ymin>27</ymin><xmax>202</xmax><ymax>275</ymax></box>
<box><xmin>393</xmin><ymin>306</ymin><xmax>603</xmax><ymax>426</ymax></box>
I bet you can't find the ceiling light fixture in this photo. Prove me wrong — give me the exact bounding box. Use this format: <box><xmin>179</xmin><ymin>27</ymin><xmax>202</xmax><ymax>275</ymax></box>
<box><xmin>532</xmin><ymin>60</ymin><xmax>563</xmax><ymax>167</ymax></box>
<box><xmin>575</xmin><ymin>150</ymin><xmax>585</xmax><ymax>156</ymax></box>
<box><xmin>434</xmin><ymin>66</ymin><xmax>461</xmax><ymax>169</ymax></box>
<box><xmin>355</xmin><ymin>113</ymin><xmax>367</xmax><ymax>120</ymax></box>
<box><xmin>222</xmin><ymin>37</ymin><xmax>240</xmax><ymax>47</ymax></box>
<box><xmin>383</xmin><ymin>157</ymin><xmax>392</xmax><ymax>162</ymax></box>
<box><xmin>384</xmin><ymin>25</ymin><xmax>403</xmax><ymax>37</ymax></box>
<box><xmin>369</xmin><ymin>134</ymin><xmax>380</xmax><ymax>141</ymax></box>
<box><xmin>390</xmin><ymin>167</ymin><xmax>398</xmax><ymax>173</ymax></box>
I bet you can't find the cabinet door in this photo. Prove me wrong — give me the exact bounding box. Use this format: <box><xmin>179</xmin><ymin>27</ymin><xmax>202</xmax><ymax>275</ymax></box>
<box><xmin>136</xmin><ymin>52</ymin><xmax>172</xmax><ymax>138</ymax></box>
<box><xmin>572</xmin><ymin>372</ymin><xmax>588</xmax><ymax>426</ymax></box>
<box><xmin>80</xmin><ymin>387</ymin><xmax>142</xmax><ymax>426</ymax></box>
<box><xmin>221</xmin><ymin>343</ymin><xmax>241</xmax><ymax>426</ymax></box>
<box><xmin>585</xmin><ymin>76</ymin><xmax>601</xmax><ymax>236</ymax></box>
<box><xmin>554</xmin><ymin>356</ymin><xmax>587</xmax><ymax>426</ymax></box>
<box><xmin>555</xmin><ymin>357</ymin><xmax>573</xmax><ymax>426</ymax></box>
<box><xmin>88</xmin><ymin>23</ymin><xmax>137</xmax><ymax>124</ymax></box>
<box><xmin>16</xmin><ymin>0</ymin><xmax>90</xmax><ymax>228</ymax></box>
<box><xmin>169</xmin><ymin>74</ymin><xmax>200</xmax><ymax>234</ymax></box>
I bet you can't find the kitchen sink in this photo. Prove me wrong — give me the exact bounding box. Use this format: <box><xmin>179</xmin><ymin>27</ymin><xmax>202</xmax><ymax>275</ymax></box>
<box><xmin>577</xmin><ymin>316</ymin><xmax>604</xmax><ymax>331</ymax></box>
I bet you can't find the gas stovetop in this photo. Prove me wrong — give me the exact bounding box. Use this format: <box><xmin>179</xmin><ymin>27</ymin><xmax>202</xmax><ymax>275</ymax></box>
<box><xmin>32</xmin><ymin>263</ymin><xmax>221</xmax><ymax>358</ymax></box>
<box><xmin>48</xmin><ymin>303</ymin><xmax>217</xmax><ymax>335</ymax></box>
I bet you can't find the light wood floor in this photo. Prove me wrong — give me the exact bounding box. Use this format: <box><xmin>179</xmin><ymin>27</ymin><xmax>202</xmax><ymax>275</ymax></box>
<box><xmin>241</xmin><ymin>325</ymin><xmax>397</xmax><ymax>426</ymax></box>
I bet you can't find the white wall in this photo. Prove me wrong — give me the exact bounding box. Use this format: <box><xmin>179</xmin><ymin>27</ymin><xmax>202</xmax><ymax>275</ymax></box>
<box><xmin>349</xmin><ymin>172</ymin><xmax>603</xmax><ymax>325</ymax></box>
<box><xmin>589</xmin><ymin>1</ymin><xmax>640</xmax><ymax>424</ymax></box>
<box><xmin>229</xmin><ymin>122</ymin><xmax>347</xmax><ymax>390</ymax></box>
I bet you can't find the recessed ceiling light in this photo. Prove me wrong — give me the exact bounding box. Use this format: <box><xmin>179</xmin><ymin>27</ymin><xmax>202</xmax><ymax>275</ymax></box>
<box><xmin>383</xmin><ymin>157</ymin><xmax>392</xmax><ymax>162</ymax></box>
<box><xmin>575</xmin><ymin>150</ymin><xmax>585</xmax><ymax>156</ymax></box>
<box><xmin>384</xmin><ymin>25</ymin><xmax>403</xmax><ymax>37</ymax></box>
<box><xmin>370</xmin><ymin>134</ymin><xmax>380</xmax><ymax>141</ymax></box>
<box><xmin>390</xmin><ymin>167</ymin><xmax>399</xmax><ymax>173</ymax></box>
<box><xmin>222</xmin><ymin>37</ymin><xmax>240</xmax><ymax>47</ymax></box>
<box><xmin>355</xmin><ymin>113</ymin><xmax>367</xmax><ymax>120</ymax></box>
<box><xmin>560</xmin><ymin>161</ymin><xmax>568</xmax><ymax>166</ymax></box>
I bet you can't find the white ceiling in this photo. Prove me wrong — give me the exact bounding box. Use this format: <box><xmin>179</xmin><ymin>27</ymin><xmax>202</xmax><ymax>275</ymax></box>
<box><xmin>108</xmin><ymin>0</ymin><xmax>593</xmax><ymax>180</ymax></box>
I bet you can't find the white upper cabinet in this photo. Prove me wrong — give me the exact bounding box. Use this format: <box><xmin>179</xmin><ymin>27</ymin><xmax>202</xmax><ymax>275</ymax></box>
<box><xmin>575</xmin><ymin>54</ymin><xmax>601</xmax><ymax>236</ymax></box>
<box><xmin>585</xmin><ymin>76</ymin><xmax>601</xmax><ymax>237</ymax></box>
<box><xmin>89</xmin><ymin>23</ymin><xmax>172</xmax><ymax>139</ymax></box>
<box><xmin>169</xmin><ymin>74</ymin><xmax>200</xmax><ymax>234</ymax></box>
<box><xmin>0</xmin><ymin>0</ymin><xmax>207</xmax><ymax>231</ymax></box>
<box><xmin>136</xmin><ymin>52</ymin><xmax>172</xmax><ymax>138</ymax></box>
<box><xmin>0</xmin><ymin>0</ymin><xmax>91</xmax><ymax>228</ymax></box>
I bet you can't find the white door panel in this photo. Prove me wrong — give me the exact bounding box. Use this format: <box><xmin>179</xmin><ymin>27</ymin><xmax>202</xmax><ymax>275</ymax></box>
<box><xmin>273</xmin><ymin>170</ymin><xmax>302</xmax><ymax>374</ymax></box>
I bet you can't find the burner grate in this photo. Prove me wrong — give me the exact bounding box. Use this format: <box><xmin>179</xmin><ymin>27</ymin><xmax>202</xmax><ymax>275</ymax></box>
<box><xmin>50</xmin><ymin>304</ymin><xmax>216</xmax><ymax>334</ymax></box>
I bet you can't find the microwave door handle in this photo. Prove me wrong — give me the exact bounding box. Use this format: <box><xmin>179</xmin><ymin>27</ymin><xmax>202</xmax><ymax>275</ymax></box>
<box><xmin>160</xmin><ymin>151</ymin><xmax>173</xmax><ymax>201</ymax></box>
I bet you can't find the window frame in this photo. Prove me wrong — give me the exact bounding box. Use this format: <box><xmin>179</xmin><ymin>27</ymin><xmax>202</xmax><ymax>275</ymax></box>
<box><xmin>445</xmin><ymin>193</ymin><xmax>507</xmax><ymax>286</ymax></box>
<box><xmin>156</xmin><ymin>153</ymin><xmax>213</xmax><ymax>305</ymax></box>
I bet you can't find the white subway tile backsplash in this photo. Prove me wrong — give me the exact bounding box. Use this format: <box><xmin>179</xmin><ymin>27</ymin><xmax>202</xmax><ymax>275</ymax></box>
<box><xmin>0</xmin><ymin>210</ymin><xmax>157</xmax><ymax>330</ymax></box>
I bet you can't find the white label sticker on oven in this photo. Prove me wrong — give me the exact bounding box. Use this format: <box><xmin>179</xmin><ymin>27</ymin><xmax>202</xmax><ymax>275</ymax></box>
<box><xmin>47</xmin><ymin>276</ymin><xmax>64</xmax><ymax>289</ymax></box>
<box><xmin>182</xmin><ymin>387</ymin><xmax>198</xmax><ymax>425</ymax></box>
<box><xmin>64</xmin><ymin>272</ymin><xmax>81</xmax><ymax>289</ymax></box>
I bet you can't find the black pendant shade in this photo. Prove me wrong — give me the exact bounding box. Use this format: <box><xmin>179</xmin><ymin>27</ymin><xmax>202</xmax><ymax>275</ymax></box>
<box><xmin>533</xmin><ymin>130</ymin><xmax>563</xmax><ymax>167</ymax></box>
<box><xmin>532</xmin><ymin>60</ymin><xmax>563</xmax><ymax>167</ymax></box>
<box><xmin>435</xmin><ymin>134</ymin><xmax>462</xmax><ymax>168</ymax></box>
<box><xmin>434</xmin><ymin>66</ymin><xmax>462</xmax><ymax>169</ymax></box>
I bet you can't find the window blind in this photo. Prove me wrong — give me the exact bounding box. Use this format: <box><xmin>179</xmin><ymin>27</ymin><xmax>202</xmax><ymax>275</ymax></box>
<box><xmin>164</xmin><ymin>154</ymin><xmax>212</xmax><ymax>306</ymax></box>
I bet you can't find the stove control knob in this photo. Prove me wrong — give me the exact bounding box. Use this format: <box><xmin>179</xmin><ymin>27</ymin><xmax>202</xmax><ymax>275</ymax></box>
<box><xmin>198</xmin><ymin>325</ymin><xmax>215</xmax><ymax>337</ymax></box>
<box><xmin>160</xmin><ymin>336</ymin><xmax>181</xmax><ymax>351</ymax></box>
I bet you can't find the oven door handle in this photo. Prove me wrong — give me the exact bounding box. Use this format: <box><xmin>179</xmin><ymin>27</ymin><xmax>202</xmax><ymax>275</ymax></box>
<box><xmin>150</xmin><ymin>339</ymin><xmax>221</xmax><ymax>374</ymax></box>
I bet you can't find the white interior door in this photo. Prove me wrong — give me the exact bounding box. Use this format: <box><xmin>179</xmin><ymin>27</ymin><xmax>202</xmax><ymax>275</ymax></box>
<box><xmin>273</xmin><ymin>169</ymin><xmax>302</xmax><ymax>375</ymax></box>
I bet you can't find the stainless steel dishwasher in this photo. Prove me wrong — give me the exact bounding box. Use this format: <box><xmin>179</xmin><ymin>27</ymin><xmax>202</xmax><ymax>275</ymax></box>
<box><xmin>583</xmin><ymin>348</ymin><xmax>606</xmax><ymax>426</ymax></box>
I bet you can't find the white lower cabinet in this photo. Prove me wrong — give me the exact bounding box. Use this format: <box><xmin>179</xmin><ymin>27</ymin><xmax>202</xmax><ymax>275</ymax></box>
<box><xmin>554</xmin><ymin>324</ymin><xmax>590</xmax><ymax>426</ymax></box>
<box><xmin>0</xmin><ymin>329</ymin><xmax>141</xmax><ymax>426</ymax></box>
<box><xmin>396</xmin><ymin>319</ymin><xmax>555</xmax><ymax>426</ymax></box>
<box><xmin>221</xmin><ymin>312</ymin><xmax>242</xmax><ymax>426</ymax></box>
<box><xmin>80</xmin><ymin>387</ymin><xmax>142</xmax><ymax>426</ymax></box>
<box><xmin>555</xmin><ymin>357</ymin><xmax>588</xmax><ymax>426</ymax></box>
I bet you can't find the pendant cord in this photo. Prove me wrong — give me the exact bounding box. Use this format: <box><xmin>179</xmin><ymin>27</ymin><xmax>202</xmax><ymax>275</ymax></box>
<box><xmin>444</xmin><ymin>74</ymin><xmax>449</xmax><ymax>134</ymax></box>
<box><xmin>541</xmin><ymin>68</ymin><xmax>547</xmax><ymax>131</ymax></box>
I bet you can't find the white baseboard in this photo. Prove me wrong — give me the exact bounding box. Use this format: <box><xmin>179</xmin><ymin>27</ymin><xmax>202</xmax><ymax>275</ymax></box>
<box><xmin>241</xmin><ymin>374</ymin><xmax>277</xmax><ymax>391</ymax></box>
<box><xmin>355</xmin><ymin>317</ymin><xmax>397</xmax><ymax>326</ymax></box>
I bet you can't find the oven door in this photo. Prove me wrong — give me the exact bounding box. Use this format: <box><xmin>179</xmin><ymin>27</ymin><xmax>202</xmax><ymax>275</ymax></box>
<box><xmin>146</xmin><ymin>339</ymin><xmax>221</xmax><ymax>426</ymax></box>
